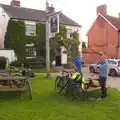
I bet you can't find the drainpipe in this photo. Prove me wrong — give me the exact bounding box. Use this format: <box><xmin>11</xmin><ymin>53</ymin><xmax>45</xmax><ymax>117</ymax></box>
<box><xmin>106</xmin><ymin>23</ymin><xmax>108</xmax><ymax>57</ymax></box>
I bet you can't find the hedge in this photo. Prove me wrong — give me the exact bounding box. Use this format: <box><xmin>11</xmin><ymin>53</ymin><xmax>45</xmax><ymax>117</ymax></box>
<box><xmin>0</xmin><ymin>56</ymin><xmax>7</xmax><ymax>69</ymax></box>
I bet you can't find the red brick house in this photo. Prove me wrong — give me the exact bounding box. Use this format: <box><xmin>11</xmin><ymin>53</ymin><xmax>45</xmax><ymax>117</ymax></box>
<box><xmin>83</xmin><ymin>4</ymin><xmax>120</xmax><ymax>63</ymax></box>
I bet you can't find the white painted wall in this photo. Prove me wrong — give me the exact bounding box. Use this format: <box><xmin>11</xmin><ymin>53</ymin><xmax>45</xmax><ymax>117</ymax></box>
<box><xmin>0</xmin><ymin>6</ymin><xmax>10</xmax><ymax>49</ymax></box>
<box><xmin>60</xmin><ymin>46</ymin><xmax>67</xmax><ymax>64</ymax></box>
<box><xmin>0</xmin><ymin>6</ymin><xmax>82</xmax><ymax>55</ymax></box>
<box><xmin>65</xmin><ymin>25</ymin><xmax>82</xmax><ymax>52</ymax></box>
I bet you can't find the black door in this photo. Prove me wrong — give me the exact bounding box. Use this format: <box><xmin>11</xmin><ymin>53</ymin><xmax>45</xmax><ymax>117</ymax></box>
<box><xmin>56</xmin><ymin>55</ymin><xmax>61</xmax><ymax>66</ymax></box>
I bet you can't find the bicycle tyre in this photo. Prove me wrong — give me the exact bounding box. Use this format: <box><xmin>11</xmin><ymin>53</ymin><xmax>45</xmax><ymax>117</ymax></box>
<box><xmin>55</xmin><ymin>76</ymin><xmax>63</xmax><ymax>93</ymax></box>
<box><xmin>55</xmin><ymin>76</ymin><xmax>68</xmax><ymax>93</ymax></box>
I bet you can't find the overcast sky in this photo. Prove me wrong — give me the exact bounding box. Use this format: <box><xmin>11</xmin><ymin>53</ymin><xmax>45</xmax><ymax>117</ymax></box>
<box><xmin>1</xmin><ymin>0</ymin><xmax>120</xmax><ymax>41</ymax></box>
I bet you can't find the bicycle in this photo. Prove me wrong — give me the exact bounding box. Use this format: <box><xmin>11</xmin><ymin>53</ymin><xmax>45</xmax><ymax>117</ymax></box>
<box><xmin>55</xmin><ymin>69</ymin><xmax>87</xmax><ymax>100</ymax></box>
<box><xmin>55</xmin><ymin>69</ymin><xmax>73</xmax><ymax>95</ymax></box>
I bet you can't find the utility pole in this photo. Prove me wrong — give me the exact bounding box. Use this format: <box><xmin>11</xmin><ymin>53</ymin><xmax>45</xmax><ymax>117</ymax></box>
<box><xmin>45</xmin><ymin>0</ymin><xmax>50</xmax><ymax>78</ymax></box>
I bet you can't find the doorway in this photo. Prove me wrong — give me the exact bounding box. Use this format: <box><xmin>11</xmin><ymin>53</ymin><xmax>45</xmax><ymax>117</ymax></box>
<box><xmin>55</xmin><ymin>48</ymin><xmax>61</xmax><ymax>66</ymax></box>
<box><xmin>56</xmin><ymin>55</ymin><xmax>61</xmax><ymax>66</ymax></box>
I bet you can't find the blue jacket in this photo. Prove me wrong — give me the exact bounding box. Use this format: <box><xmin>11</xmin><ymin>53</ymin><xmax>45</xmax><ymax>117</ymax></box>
<box><xmin>73</xmin><ymin>56</ymin><xmax>82</xmax><ymax>71</ymax></box>
<box><xmin>99</xmin><ymin>61</ymin><xmax>109</xmax><ymax>79</ymax></box>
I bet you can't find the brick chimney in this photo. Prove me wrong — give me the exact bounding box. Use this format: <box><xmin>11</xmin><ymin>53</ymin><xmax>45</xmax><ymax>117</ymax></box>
<box><xmin>10</xmin><ymin>0</ymin><xmax>21</xmax><ymax>7</ymax></box>
<box><xmin>96</xmin><ymin>4</ymin><xmax>107</xmax><ymax>16</ymax></box>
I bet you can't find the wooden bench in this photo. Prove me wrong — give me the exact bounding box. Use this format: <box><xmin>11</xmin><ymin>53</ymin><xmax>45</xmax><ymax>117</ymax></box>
<box><xmin>87</xmin><ymin>85</ymin><xmax>109</xmax><ymax>92</ymax></box>
<box><xmin>85</xmin><ymin>77</ymin><xmax>110</xmax><ymax>92</ymax></box>
<box><xmin>0</xmin><ymin>88</ymin><xmax>26</xmax><ymax>92</ymax></box>
<box><xmin>0</xmin><ymin>76</ymin><xmax>32</xmax><ymax>100</ymax></box>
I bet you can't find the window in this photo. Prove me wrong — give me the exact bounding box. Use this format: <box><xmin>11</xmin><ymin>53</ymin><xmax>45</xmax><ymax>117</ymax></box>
<box><xmin>25</xmin><ymin>22</ymin><xmax>36</xmax><ymax>36</ymax></box>
<box><xmin>108</xmin><ymin>60</ymin><xmax>117</xmax><ymax>65</ymax></box>
<box><xmin>96</xmin><ymin>62</ymin><xmax>100</xmax><ymax>65</ymax></box>
<box><xmin>67</xmin><ymin>28</ymin><xmax>72</xmax><ymax>38</ymax></box>
<box><xmin>25</xmin><ymin>44</ymin><xmax>36</xmax><ymax>58</ymax></box>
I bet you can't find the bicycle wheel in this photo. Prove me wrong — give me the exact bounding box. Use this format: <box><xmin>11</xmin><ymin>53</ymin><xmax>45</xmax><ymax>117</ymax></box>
<box><xmin>55</xmin><ymin>76</ymin><xmax>63</xmax><ymax>93</ymax></box>
<box><xmin>55</xmin><ymin>76</ymin><xmax>67</xmax><ymax>93</ymax></box>
<box><xmin>59</xmin><ymin>78</ymin><xmax>69</xmax><ymax>96</ymax></box>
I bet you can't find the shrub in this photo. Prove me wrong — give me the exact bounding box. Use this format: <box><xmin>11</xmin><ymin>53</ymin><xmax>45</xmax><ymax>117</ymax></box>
<box><xmin>10</xmin><ymin>60</ymin><xmax>22</xmax><ymax>67</ymax></box>
<box><xmin>0</xmin><ymin>56</ymin><xmax>7</xmax><ymax>69</ymax></box>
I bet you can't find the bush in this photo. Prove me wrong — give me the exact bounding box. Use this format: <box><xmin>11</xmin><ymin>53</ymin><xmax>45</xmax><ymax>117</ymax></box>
<box><xmin>0</xmin><ymin>57</ymin><xmax>7</xmax><ymax>69</ymax></box>
<box><xmin>67</xmin><ymin>56</ymin><xmax>73</xmax><ymax>62</ymax></box>
<box><xmin>10</xmin><ymin>60</ymin><xmax>22</xmax><ymax>67</ymax></box>
<box><xmin>23</xmin><ymin>59</ymin><xmax>30</xmax><ymax>67</ymax></box>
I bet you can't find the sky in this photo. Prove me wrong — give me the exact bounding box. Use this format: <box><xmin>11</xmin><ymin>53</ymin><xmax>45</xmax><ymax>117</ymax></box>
<box><xmin>1</xmin><ymin>0</ymin><xmax>120</xmax><ymax>42</ymax></box>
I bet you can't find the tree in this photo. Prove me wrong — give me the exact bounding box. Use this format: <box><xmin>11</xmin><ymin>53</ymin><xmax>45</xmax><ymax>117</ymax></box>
<box><xmin>4</xmin><ymin>20</ymin><xmax>26</xmax><ymax>61</ymax></box>
<box><xmin>82</xmin><ymin>41</ymin><xmax>87</xmax><ymax>52</ymax></box>
<box><xmin>50</xmin><ymin>25</ymin><xmax>79</xmax><ymax>61</ymax></box>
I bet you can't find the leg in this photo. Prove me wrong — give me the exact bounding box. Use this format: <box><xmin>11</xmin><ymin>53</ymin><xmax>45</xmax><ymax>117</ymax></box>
<box><xmin>101</xmin><ymin>80</ymin><xmax>107</xmax><ymax>98</ymax></box>
<box><xmin>99</xmin><ymin>79</ymin><xmax>102</xmax><ymax>88</ymax></box>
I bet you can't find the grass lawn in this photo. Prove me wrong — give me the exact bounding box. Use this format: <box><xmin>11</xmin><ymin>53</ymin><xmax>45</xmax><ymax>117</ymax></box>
<box><xmin>32</xmin><ymin>67</ymin><xmax>60</xmax><ymax>73</ymax></box>
<box><xmin>0</xmin><ymin>75</ymin><xmax>120</xmax><ymax>120</ymax></box>
<box><xmin>15</xmin><ymin>67</ymin><xmax>60</xmax><ymax>73</ymax></box>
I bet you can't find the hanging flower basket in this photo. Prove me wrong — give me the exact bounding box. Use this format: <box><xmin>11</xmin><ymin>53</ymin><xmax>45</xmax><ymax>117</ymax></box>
<box><xmin>63</xmin><ymin>50</ymin><xmax>67</xmax><ymax>54</ymax></box>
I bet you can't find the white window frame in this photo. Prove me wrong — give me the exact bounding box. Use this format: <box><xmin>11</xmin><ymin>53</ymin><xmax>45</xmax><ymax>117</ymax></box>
<box><xmin>67</xmin><ymin>28</ymin><xmax>73</xmax><ymax>38</ymax></box>
<box><xmin>25</xmin><ymin>21</ymin><xmax>36</xmax><ymax>36</ymax></box>
<box><xmin>25</xmin><ymin>43</ymin><xmax>36</xmax><ymax>59</ymax></box>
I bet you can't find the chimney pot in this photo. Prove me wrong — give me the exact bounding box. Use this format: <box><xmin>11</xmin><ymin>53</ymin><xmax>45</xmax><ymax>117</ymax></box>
<box><xmin>96</xmin><ymin>4</ymin><xmax>107</xmax><ymax>16</ymax></box>
<box><xmin>10</xmin><ymin>0</ymin><xmax>21</xmax><ymax>7</ymax></box>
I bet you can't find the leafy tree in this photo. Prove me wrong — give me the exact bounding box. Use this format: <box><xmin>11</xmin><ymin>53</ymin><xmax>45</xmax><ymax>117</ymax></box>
<box><xmin>50</xmin><ymin>25</ymin><xmax>79</xmax><ymax>61</ymax></box>
<box><xmin>4</xmin><ymin>20</ymin><xmax>26</xmax><ymax>61</ymax></box>
<box><xmin>82</xmin><ymin>41</ymin><xmax>87</xmax><ymax>52</ymax></box>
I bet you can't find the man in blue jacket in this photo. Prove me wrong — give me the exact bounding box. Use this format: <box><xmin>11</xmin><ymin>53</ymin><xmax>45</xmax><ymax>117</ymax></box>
<box><xmin>73</xmin><ymin>51</ymin><xmax>82</xmax><ymax>73</ymax></box>
<box><xmin>98</xmin><ymin>53</ymin><xmax>109</xmax><ymax>100</ymax></box>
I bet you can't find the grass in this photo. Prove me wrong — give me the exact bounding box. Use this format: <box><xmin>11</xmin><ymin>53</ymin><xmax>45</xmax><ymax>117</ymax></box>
<box><xmin>0</xmin><ymin>75</ymin><xmax>120</xmax><ymax>120</ymax></box>
<box><xmin>14</xmin><ymin>67</ymin><xmax>60</xmax><ymax>73</ymax></box>
<box><xmin>32</xmin><ymin>67</ymin><xmax>60</xmax><ymax>73</ymax></box>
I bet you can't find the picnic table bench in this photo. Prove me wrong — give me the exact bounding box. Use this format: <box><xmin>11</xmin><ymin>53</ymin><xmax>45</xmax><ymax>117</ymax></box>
<box><xmin>85</xmin><ymin>76</ymin><xmax>109</xmax><ymax>92</ymax></box>
<box><xmin>0</xmin><ymin>76</ymin><xmax>32</xmax><ymax>100</ymax></box>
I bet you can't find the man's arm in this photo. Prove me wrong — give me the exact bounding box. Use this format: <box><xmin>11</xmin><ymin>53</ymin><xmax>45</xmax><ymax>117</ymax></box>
<box><xmin>80</xmin><ymin>56</ymin><xmax>83</xmax><ymax>65</ymax></box>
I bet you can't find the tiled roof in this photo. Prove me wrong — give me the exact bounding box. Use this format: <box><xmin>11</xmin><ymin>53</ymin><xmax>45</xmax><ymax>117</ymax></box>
<box><xmin>104</xmin><ymin>15</ymin><xmax>120</xmax><ymax>30</ymax></box>
<box><xmin>1</xmin><ymin>4</ymin><xmax>81</xmax><ymax>27</ymax></box>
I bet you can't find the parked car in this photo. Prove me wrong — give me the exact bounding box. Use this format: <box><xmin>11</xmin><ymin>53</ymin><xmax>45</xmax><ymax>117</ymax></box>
<box><xmin>89</xmin><ymin>59</ymin><xmax>120</xmax><ymax>76</ymax></box>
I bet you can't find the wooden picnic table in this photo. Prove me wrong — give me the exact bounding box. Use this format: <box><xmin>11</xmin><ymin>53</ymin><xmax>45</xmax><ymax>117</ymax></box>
<box><xmin>0</xmin><ymin>76</ymin><xmax>32</xmax><ymax>100</ymax></box>
<box><xmin>0</xmin><ymin>76</ymin><xmax>26</xmax><ymax>80</ymax></box>
<box><xmin>85</xmin><ymin>76</ymin><xmax>109</xmax><ymax>92</ymax></box>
